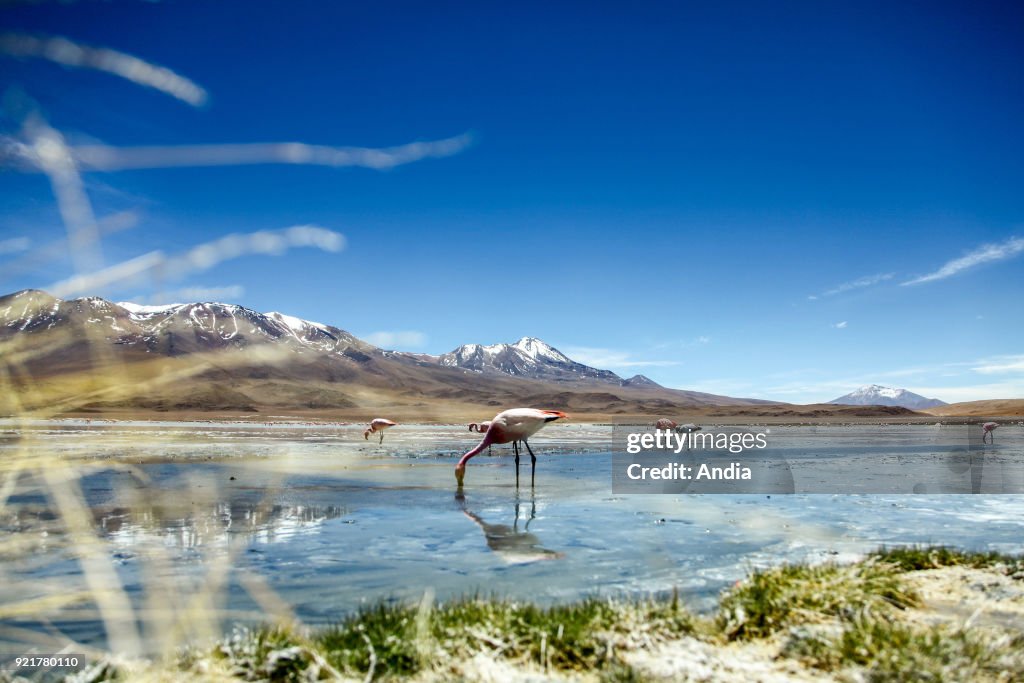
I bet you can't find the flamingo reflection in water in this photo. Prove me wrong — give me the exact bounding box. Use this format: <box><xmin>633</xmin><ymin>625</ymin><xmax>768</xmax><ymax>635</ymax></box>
<box><xmin>456</xmin><ymin>492</ymin><xmax>563</xmax><ymax>565</ymax></box>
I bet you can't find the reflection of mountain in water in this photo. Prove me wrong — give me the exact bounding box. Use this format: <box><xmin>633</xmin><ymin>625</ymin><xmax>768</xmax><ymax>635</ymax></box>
<box><xmin>97</xmin><ymin>502</ymin><xmax>347</xmax><ymax>549</ymax></box>
<box><xmin>458</xmin><ymin>494</ymin><xmax>563</xmax><ymax>565</ymax></box>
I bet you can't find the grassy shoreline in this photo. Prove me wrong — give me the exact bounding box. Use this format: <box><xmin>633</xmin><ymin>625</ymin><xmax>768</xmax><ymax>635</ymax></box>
<box><xmin>63</xmin><ymin>546</ymin><xmax>1024</xmax><ymax>682</ymax></box>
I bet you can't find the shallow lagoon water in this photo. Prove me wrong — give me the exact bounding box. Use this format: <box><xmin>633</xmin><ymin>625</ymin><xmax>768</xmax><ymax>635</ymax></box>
<box><xmin>2</xmin><ymin>420</ymin><xmax>1023</xmax><ymax>652</ymax></box>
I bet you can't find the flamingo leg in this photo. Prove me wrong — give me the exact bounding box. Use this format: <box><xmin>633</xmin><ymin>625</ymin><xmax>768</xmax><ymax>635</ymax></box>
<box><xmin>512</xmin><ymin>438</ymin><xmax>520</xmax><ymax>485</ymax></box>
<box><xmin>379</xmin><ymin>431</ymin><xmax>384</xmax><ymax>444</ymax></box>
<box><xmin>523</xmin><ymin>439</ymin><xmax>537</xmax><ymax>487</ymax></box>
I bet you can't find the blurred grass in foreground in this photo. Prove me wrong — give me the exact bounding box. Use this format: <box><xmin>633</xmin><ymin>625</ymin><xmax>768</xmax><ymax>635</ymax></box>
<box><xmin>37</xmin><ymin>546</ymin><xmax>1022</xmax><ymax>683</ymax></box>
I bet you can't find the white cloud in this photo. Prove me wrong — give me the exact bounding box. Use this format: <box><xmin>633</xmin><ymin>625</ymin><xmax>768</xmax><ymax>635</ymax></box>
<box><xmin>561</xmin><ymin>345</ymin><xmax>680</xmax><ymax>369</ymax></box>
<box><xmin>833</xmin><ymin>321</ymin><xmax>848</xmax><ymax>329</ymax></box>
<box><xmin>0</xmin><ymin>32</ymin><xmax>208</xmax><ymax>106</ymax></box>
<box><xmin>762</xmin><ymin>379</ymin><xmax>863</xmax><ymax>399</ymax></box>
<box><xmin>819</xmin><ymin>272</ymin><xmax>894</xmax><ymax>297</ymax></box>
<box><xmin>698</xmin><ymin>353</ymin><xmax>1024</xmax><ymax>405</ymax></box>
<box><xmin>0</xmin><ymin>236</ymin><xmax>30</xmax><ymax>255</ymax></box>
<box><xmin>902</xmin><ymin>236</ymin><xmax>1024</xmax><ymax>286</ymax></box>
<box><xmin>49</xmin><ymin>251</ymin><xmax>164</xmax><ymax>298</ymax></box>
<box><xmin>62</xmin><ymin>134</ymin><xmax>474</xmax><ymax>172</ymax></box>
<box><xmin>972</xmin><ymin>354</ymin><xmax>1024</xmax><ymax>375</ymax></box>
<box><xmin>363</xmin><ymin>331</ymin><xmax>427</xmax><ymax>349</ymax></box>
<box><xmin>47</xmin><ymin>225</ymin><xmax>345</xmax><ymax>298</ymax></box>
<box><xmin>652</xmin><ymin>336</ymin><xmax>711</xmax><ymax>350</ymax></box>
<box><xmin>901</xmin><ymin>382</ymin><xmax>1024</xmax><ymax>404</ymax></box>
<box><xmin>681</xmin><ymin>378</ymin><xmax>758</xmax><ymax>397</ymax></box>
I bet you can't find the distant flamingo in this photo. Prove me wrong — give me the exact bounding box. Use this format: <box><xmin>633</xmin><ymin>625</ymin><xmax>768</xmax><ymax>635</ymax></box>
<box><xmin>982</xmin><ymin>422</ymin><xmax>999</xmax><ymax>444</ymax></box>
<box><xmin>455</xmin><ymin>408</ymin><xmax>568</xmax><ymax>487</ymax></box>
<box><xmin>654</xmin><ymin>419</ymin><xmax>701</xmax><ymax>434</ymax></box>
<box><xmin>364</xmin><ymin>418</ymin><xmax>397</xmax><ymax>444</ymax></box>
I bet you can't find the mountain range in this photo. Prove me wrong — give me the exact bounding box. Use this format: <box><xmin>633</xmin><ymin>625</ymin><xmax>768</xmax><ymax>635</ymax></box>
<box><xmin>828</xmin><ymin>384</ymin><xmax>947</xmax><ymax>410</ymax></box>
<box><xmin>0</xmin><ymin>289</ymin><xmax>768</xmax><ymax>418</ymax></box>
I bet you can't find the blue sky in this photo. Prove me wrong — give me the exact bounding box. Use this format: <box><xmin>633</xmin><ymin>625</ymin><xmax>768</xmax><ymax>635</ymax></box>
<box><xmin>1</xmin><ymin>1</ymin><xmax>1022</xmax><ymax>403</ymax></box>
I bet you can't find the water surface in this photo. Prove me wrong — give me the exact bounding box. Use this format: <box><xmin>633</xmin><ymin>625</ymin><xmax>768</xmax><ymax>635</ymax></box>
<box><xmin>2</xmin><ymin>420</ymin><xmax>1022</xmax><ymax>653</ymax></box>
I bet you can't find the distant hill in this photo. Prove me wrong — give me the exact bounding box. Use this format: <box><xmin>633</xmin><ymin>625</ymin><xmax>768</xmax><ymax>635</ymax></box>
<box><xmin>923</xmin><ymin>399</ymin><xmax>1024</xmax><ymax>418</ymax></box>
<box><xmin>828</xmin><ymin>384</ymin><xmax>947</xmax><ymax>410</ymax></box>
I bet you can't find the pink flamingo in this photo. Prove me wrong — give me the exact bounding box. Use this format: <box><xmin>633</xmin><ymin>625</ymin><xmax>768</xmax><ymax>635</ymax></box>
<box><xmin>456</xmin><ymin>408</ymin><xmax>568</xmax><ymax>487</ymax></box>
<box><xmin>470</xmin><ymin>419</ymin><xmax>497</xmax><ymax>455</ymax></box>
<box><xmin>364</xmin><ymin>418</ymin><xmax>397</xmax><ymax>444</ymax></box>
<box><xmin>655</xmin><ymin>418</ymin><xmax>677</xmax><ymax>430</ymax></box>
<box><xmin>982</xmin><ymin>422</ymin><xmax>999</xmax><ymax>444</ymax></box>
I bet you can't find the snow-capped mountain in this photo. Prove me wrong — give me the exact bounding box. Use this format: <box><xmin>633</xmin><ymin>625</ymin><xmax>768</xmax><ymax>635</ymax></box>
<box><xmin>0</xmin><ymin>289</ymin><xmax>759</xmax><ymax>413</ymax></box>
<box><xmin>0</xmin><ymin>289</ymin><xmax>367</xmax><ymax>358</ymax></box>
<box><xmin>437</xmin><ymin>337</ymin><xmax>623</xmax><ymax>384</ymax></box>
<box><xmin>828</xmin><ymin>384</ymin><xmax>947</xmax><ymax>410</ymax></box>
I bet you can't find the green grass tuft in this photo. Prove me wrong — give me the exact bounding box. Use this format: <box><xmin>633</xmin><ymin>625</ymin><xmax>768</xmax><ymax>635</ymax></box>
<box><xmin>784</xmin><ymin>617</ymin><xmax>1024</xmax><ymax>682</ymax></box>
<box><xmin>717</xmin><ymin>560</ymin><xmax>920</xmax><ymax>640</ymax></box>
<box><xmin>316</xmin><ymin>602</ymin><xmax>421</xmax><ymax>678</ymax></box>
<box><xmin>210</xmin><ymin>626</ymin><xmax>317</xmax><ymax>681</ymax></box>
<box><xmin>150</xmin><ymin>546</ymin><xmax>1024</xmax><ymax>681</ymax></box>
<box><xmin>312</xmin><ymin>596</ymin><xmax>694</xmax><ymax>677</ymax></box>
<box><xmin>872</xmin><ymin>545</ymin><xmax>1024</xmax><ymax>577</ymax></box>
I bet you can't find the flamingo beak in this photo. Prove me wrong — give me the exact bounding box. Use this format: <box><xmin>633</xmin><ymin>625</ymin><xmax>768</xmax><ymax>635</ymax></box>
<box><xmin>543</xmin><ymin>410</ymin><xmax>568</xmax><ymax>422</ymax></box>
<box><xmin>363</xmin><ymin>430</ymin><xmax>370</xmax><ymax>440</ymax></box>
<box><xmin>455</xmin><ymin>464</ymin><xmax>466</xmax><ymax>486</ymax></box>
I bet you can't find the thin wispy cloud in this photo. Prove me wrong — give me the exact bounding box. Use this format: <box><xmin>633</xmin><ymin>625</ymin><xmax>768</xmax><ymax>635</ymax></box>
<box><xmin>821</xmin><ymin>272</ymin><xmax>894</xmax><ymax>297</ymax></box>
<box><xmin>561</xmin><ymin>345</ymin><xmax>680</xmax><ymax>369</ymax></box>
<box><xmin>652</xmin><ymin>336</ymin><xmax>711</xmax><ymax>350</ymax></box>
<box><xmin>363</xmin><ymin>331</ymin><xmax>427</xmax><ymax>349</ymax></box>
<box><xmin>0</xmin><ymin>211</ymin><xmax>138</xmax><ymax>284</ymax></box>
<box><xmin>900</xmin><ymin>381</ymin><xmax>1024</xmax><ymax>404</ymax></box>
<box><xmin>0</xmin><ymin>33</ymin><xmax>208</xmax><ymax>106</ymax></box>
<box><xmin>0</xmin><ymin>236</ymin><xmax>30</xmax><ymax>255</ymax></box>
<box><xmin>23</xmin><ymin>115</ymin><xmax>105</xmax><ymax>274</ymax></box>
<box><xmin>4</xmin><ymin>134</ymin><xmax>475</xmax><ymax>173</ymax></box>
<box><xmin>763</xmin><ymin>379</ymin><xmax>864</xmax><ymax>398</ymax></box>
<box><xmin>47</xmin><ymin>225</ymin><xmax>345</xmax><ymax>298</ymax></box>
<box><xmin>683</xmin><ymin>378</ymin><xmax>758</xmax><ymax>397</ymax></box>
<box><xmin>832</xmin><ymin>321</ymin><xmax>848</xmax><ymax>329</ymax></box>
<box><xmin>171</xmin><ymin>225</ymin><xmax>344</xmax><ymax>271</ymax></box>
<box><xmin>757</xmin><ymin>353</ymin><xmax>1024</xmax><ymax>403</ymax></box>
<box><xmin>972</xmin><ymin>354</ymin><xmax>1024</xmax><ymax>375</ymax></box>
<box><xmin>902</xmin><ymin>236</ymin><xmax>1024</xmax><ymax>286</ymax></box>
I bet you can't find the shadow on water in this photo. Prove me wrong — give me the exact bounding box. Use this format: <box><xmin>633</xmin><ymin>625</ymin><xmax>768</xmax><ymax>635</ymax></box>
<box><xmin>455</xmin><ymin>490</ymin><xmax>563</xmax><ymax>565</ymax></box>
